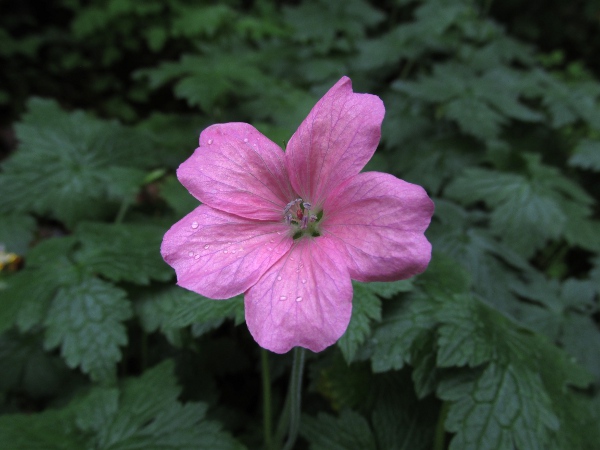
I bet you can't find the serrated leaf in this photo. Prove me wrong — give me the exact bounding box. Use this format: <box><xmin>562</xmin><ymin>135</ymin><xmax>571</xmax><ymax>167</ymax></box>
<box><xmin>135</xmin><ymin>286</ymin><xmax>244</xmax><ymax>343</ymax></box>
<box><xmin>436</xmin><ymin>294</ymin><xmax>595</xmax><ymax>450</ymax></box>
<box><xmin>369</xmin><ymin>295</ymin><xmax>437</xmax><ymax>373</ymax></box>
<box><xmin>439</xmin><ymin>363</ymin><xmax>559</xmax><ymax>450</ymax></box>
<box><xmin>338</xmin><ymin>282</ymin><xmax>382</xmax><ymax>363</ymax></box>
<box><xmin>0</xmin><ymin>98</ymin><xmax>157</xmax><ymax>226</ymax></box>
<box><xmin>44</xmin><ymin>277</ymin><xmax>132</xmax><ymax>382</ymax></box>
<box><xmin>301</xmin><ymin>410</ymin><xmax>377</xmax><ymax>450</ymax></box>
<box><xmin>77</xmin><ymin>361</ymin><xmax>245</xmax><ymax>449</ymax></box>
<box><xmin>0</xmin><ymin>237</ymin><xmax>79</xmax><ymax>333</ymax></box>
<box><xmin>74</xmin><ymin>222</ymin><xmax>172</xmax><ymax>284</ymax></box>
<box><xmin>0</xmin><ymin>361</ymin><xmax>245</xmax><ymax>450</ymax></box>
<box><xmin>444</xmin><ymin>166</ymin><xmax>579</xmax><ymax>257</ymax></box>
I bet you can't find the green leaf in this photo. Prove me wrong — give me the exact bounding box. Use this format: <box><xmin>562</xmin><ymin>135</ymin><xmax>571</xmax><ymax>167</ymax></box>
<box><xmin>338</xmin><ymin>282</ymin><xmax>382</xmax><ymax>364</ymax></box>
<box><xmin>444</xmin><ymin>162</ymin><xmax>589</xmax><ymax>257</ymax></box>
<box><xmin>0</xmin><ymin>408</ymin><xmax>85</xmax><ymax>450</ymax></box>
<box><xmin>74</xmin><ymin>222</ymin><xmax>172</xmax><ymax>284</ymax></box>
<box><xmin>569</xmin><ymin>138</ymin><xmax>600</xmax><ymax>171</ymax></box>
<box><xmin>0</xmin><ymin>330</ymin><xmax>71</xmax><ymax>398</ymax></box>
<box><xmin>160</xmin><ymin>175</ymin><xmax>200</xmax><ymax>217</ymax></box>
<box><xmin>0</xmin><ymin>213</ymin><xmax>36</xmax><ymax>255</ymax></box>
<box><xmin>43</xmin><ymin>277</ymin><xmax>132</xmax><ymax>382</ymax></box>
<box><xmin>0</xmin><ymin>98</ymin><xmax>157</xmax><ymax>226</ymax></box>
<box><xmin>135</xmin><ymin>286</ymin><xmax>244</xmax><ymax>343</ymax></box>
<box><xmin>436</xmin><ymin>294</ymin><xmax>595</xmax><ymax>450</ymax></box>
<box><xmin>171</xmin><ymin>5</ymin><xmax>236</xmax><ymax>38</ymax></box>
<box><xmin>0</xmin><ymin>237</ymin><xmax>79</xmax><ymax>333</ymax></box>
<box><xmin>369</xmin><ymin>294</ymin><xmax>437</xmax><ymax>373</ymax></box>
<box><xmin>439</xmin><ymin>363</ymin><xmax>559</xmax><ymax>450</ymax></box>
<box><xmin>77</xmin><ymin>360</ymin><xmax>245</xmax><ymax>449</ymax></box>
<box><xmin>301</xmin><ymin>410</ymin><xmax>377</xmax><ymax>450</ymax></box>
<box><xmin>0</xmin><ymin>361</ymin><xmax>245</xmax><ymax>449</ymax></box>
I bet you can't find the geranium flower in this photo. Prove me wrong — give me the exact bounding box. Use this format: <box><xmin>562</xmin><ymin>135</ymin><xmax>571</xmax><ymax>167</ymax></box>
<box><xmin>161</xmin><ymin>76</ymin><xmax>434</xmax><ymax>353</ymax></box>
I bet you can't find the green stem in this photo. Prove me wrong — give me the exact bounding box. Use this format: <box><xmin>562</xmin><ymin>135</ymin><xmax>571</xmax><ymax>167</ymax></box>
<box><xmin>282</xmin><ymin>347</ymin><xmax>306</xmax><ymax>450</ymax></box>
<box><xmin>261</xmin><ymin>349</ymin><xmax>273</xmax><ymax>450</ymax></box>
<box><xmin>434</xmin><ymin>401</ymin><xmax>450</xmax><ymax>450</ymax></box>
<box><xmin>114</xmin><ymin>198</ymin><xmax>131</xmax><ymax>224</ymax></box>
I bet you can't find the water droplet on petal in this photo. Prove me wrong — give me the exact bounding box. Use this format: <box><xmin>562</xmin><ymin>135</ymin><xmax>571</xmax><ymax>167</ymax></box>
<box><xmin>243</xmin><ymin>138</ymin><xmax>249</xmax><ymax>143</ymax></box>
<box><xmin>194</xmin><ymin>254</ymin><xmax>200</xmax><ymax>260</ymax></box>
<box><xmin>301</xmin><ymin>279</ymin><xmax>307</xmax><ymax>284</ymax></box>
<box><xmin>204</xmin><ymin>244</ymin><xmax>210</xmax><ymax>249</ymax></box>
<box><xmin>188</xmin><ymin>251</ymin><xmax>194</xmax><ymax>257</ymax></box>
<box><xmin>290</xmin><ymin>257</ymin><xmax>295</xmax><ymax>261</ymax></box>
<box><xmin>276</xmin><ymin>231</ymin><xmax>281</xmax><ymax>235</ymax></box>
<box><xmin>279</xmin><ymin>295</ymin><xmax>287</xmax><ymax>301</ymax></box>
<box><xmin>268</xmin><ymin>247</ymin><xmax>272</xmax><ymax>251</ymax></box>
<box><xmin>223</xmin><ymin>250</ymin><xmax>228</xmax><ymax>254</ymax></box>
<box><xmin>191</xmin><ymin>221</ymin><xmax>199</xmax><ymax>229</ymax></box>
<box><xmin>295</xmin><ymin>296</ymin><xmax>302</xmax><ymax>302</ymax></box>
<box><xmin>277</xmin><ymin>276</ymin><xmax>282</xmax><ymax>281</ymax></box>
<box><xmin>208</xmin><ymin>139</ymin><xmax>213</xmax><ymax>144</ymax></box>
<box><xmin>269</xmin><ymin>239</ymin><xmax>274</xmax><ymax>243</ymax></box>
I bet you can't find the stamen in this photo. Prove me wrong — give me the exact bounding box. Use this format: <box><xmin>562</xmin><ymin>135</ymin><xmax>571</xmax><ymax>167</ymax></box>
<box><xmin>301</xmin><ymin>214</ymin><xmax>308</xmax><ymax>229</ymax></box>
<box><xmin>302</xmin><ymin>202</ymin><xmax>312</xmax><ymax>210</ymax></box>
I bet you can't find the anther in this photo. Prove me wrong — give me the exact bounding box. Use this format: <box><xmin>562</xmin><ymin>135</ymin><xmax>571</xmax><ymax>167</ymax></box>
<box><xmin>302</xmin><ymin>202</ymin><xmax>312</xmax><ymax>210</ymax></box>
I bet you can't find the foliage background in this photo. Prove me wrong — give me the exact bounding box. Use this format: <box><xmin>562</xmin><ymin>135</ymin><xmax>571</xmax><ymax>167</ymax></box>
<box><xmin>1</xmin><ymin>0</ymin><xmax>600</xmax><ymax>449</ymax></box>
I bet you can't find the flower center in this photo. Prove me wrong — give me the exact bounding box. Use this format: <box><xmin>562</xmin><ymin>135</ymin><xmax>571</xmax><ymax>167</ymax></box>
<box><xmin>283</xmin><ymin>198</ymin><xmax>322</xmax><ymax>239</ymax></box>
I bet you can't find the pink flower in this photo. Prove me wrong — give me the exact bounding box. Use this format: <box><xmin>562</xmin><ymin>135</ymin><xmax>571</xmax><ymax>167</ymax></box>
<box><xmin>161</xmin><ymin>77</ymin><xmax>434</xmax><ymax>353</ymax></box>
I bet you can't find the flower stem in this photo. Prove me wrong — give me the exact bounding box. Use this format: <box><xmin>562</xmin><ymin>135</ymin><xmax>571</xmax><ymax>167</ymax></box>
<box><xmin>282</xmin><ymin>347</ymin><xmax>306</xmax><ymax>450</ymax></box>
<box><xmin>261</xmin><ymin>349</ymin><xmax>273</xmax><ymax>450</ymax></box>
<box><xmin>434</xmin><ymin>401</ymin><xmax>450</xmax><ymax>450</ymax></box>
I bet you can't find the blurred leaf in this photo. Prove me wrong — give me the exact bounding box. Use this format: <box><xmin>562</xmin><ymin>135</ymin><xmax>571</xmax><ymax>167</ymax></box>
<box><xmin>160</xmin><ymin>175</ymin><xmax>201</xmax><ymax>217</ymax></box>
<box><xmin>569</xmin><ymin>139</ymin><xmax>600</xmax><ymax>171</ymax></box>
<box><xmin>0</xmin><ymin>214</ymin><xmax>36</xmax><ymax>255</ymax></box>
<box><xmin>444</xmin><ymin>158</ymin><xmax>593</xmax><ymax>257</ymax></box>
<box><xmin>301</xmin><ymin>410</ymin><xmax>377</xmax><ymax>450</ymax></box>
<box><xmin>0</xmin><ymin>330</ymin><xmax>71</xmax><ymax>398</ymax></box>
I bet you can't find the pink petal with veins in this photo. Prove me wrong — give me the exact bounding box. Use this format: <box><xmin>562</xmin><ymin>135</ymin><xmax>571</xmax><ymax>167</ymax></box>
<box><xmin>285</xmin><ymin>77</ymin><xmax>384</xmax><ymax>206</ymax></box>
<box><xmin>245</xmin><ymin>237</ymin><xmax>352</xmax><ymax>353</ymax></box>
<box><xmin>177</xmin><ymin>123</ymin><xmax>295</xmax><ymax>221</ymax></box>
<box><xmin>322</xmin><ymin>172</ymin><xmax>434</xmax><ymax>282</ymax></box>
<box><xmin>161</xmin><ymin>205</ymin><xmax>293</xmax><ymax>299</ymax></box>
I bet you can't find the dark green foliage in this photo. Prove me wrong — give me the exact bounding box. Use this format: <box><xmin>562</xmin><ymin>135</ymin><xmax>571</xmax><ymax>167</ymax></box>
<box><xmin>1</xmin><ymin>0</ymin><xmax>600</xmax><ymax>448</ymax></box>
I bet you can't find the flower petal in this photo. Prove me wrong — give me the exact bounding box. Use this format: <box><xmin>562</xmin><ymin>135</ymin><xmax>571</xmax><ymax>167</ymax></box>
<box><xmin>245</xmin><ymin>237</ymin><xmax>352</xmax><ymax>353</ymax></box>
<box><xmin>321</xmin><ymin>172</ymin><xmax>434</xmax><ymax>282</ymax></box>
<box><xmin>177</xmin><ymin>123</ymin><xmax>295</xmax><ymax>221</ymax></box>
<box><xmin>161</xmin><ymin>205</ymin><xmax>293</xmax><ymax>299</ymax></box>
<box><xmin>285</xmin><ymin>76</ymin><xmax>385</xmax><ymax>206</ymax></box>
